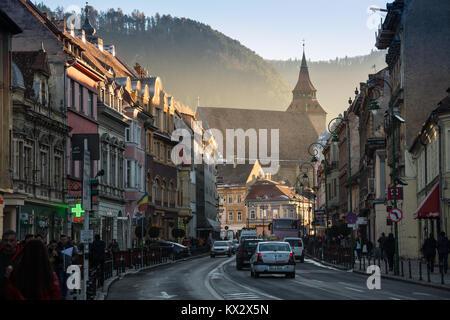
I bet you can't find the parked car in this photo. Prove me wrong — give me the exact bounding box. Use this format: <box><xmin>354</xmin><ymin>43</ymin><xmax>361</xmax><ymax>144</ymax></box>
<box><xmin>250</xmin><ymin>241</ymin><xmax>296</xmax><ymax>278</ymax></box>
<box><xmin>211</xmin><ymin>240</ymin><xmax>233</xmax><ymax>258</ymax></box>
<box><xmin>170</xmin><ymin>242</ymin><xmax>191</xmax><ymax>258</ymax></box>
<box><xmin>236</xmin><ymin>238</ymin><xmax>262</xmax><ymax>270</ymax></box>
<box><xmin>283</xmin><ymin>237</ymin><xmax>304</xmax><ymax>262</ymax></box>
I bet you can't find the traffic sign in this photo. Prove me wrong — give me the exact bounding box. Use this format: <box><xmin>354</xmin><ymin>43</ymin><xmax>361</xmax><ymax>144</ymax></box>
<box><xmin>388</xmin><ymin>187</ymin><xmax>403</xmax><ymax>200</ymax></box>
<box><xmin>388</xmin><ymin>208</ymin><xmax>403</xmax><ymax>223</ymax></box>
<box><xmin>345</xmin><ymin>212</ymin><xmax>357</xmax><ymax>224</ymax></box>
<box><xmin>80</xmin><ymin>230</ymin><xmax>94</xmax><ymax>243</ymax></box>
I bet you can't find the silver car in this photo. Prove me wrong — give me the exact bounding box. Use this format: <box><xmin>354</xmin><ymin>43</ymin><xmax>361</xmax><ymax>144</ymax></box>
<box><xmin>211</xmin><ymin>240</ymin><xmax>232</xmax><ymax>258</ymax></box>
<box><xmin>249</xmin><ymin>241</ymin><xmax>296</xmax><ymax>278</ymax></box>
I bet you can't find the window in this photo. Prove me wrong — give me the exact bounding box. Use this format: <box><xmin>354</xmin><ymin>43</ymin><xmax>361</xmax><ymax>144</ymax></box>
<box><xmin>228</xmin><ymin>212</ymin><xmax>233</xmax><ymax>221</ymax></box>
<box><xmin>273</xmin><ymin>208</ymin><xmax>279</xmax><ymax>218</ymax></box>
<box><xmin>333</xmin><ymin>179</ymin><xmax>337</xmax><ymax>197</ymax></box>
<box><xmin>237</xmin><ymin>194</ymin><xmax>242</xmax><ymax>203</ymax></box>
<box><xmin>54</xmin><ymin>155</ymin><xmax>62</xmax><ymax>188</ymax></box>
<box><xmin>70</xmin><ymin>79</ymin><xmax>75</xmax><ymax>109</ymax></box>
<box><xmin>237</xmin><ymin>212</ymin><xmax>242</xmax><ymax>221</ymax></box>
<box><xmin>163</xmin><ymin>111</ymin><xmax>167</xmax><ymax>130</ymax></box>
<box><xmin>136</xmin><ymin>126</ymin><xmax>141</xmax><ymax>148</ymax></box>
<box><xmin>110</xmin><ymin>94</ymin><xmax>114</xmax><ymax>108</ymax></box>
<box><xmin>155</xmin><ymin>142</ymin><xmax>159</xmax><ymax>160</ymax></box>
<box><xmin>126</xmin><ymin>128</ymin><xmax>131</xmax><ymax>142</ymax></box>
<box><xmin>169</xmin><ymin>183</ymin><xmax>174</xmax><ymax>202</ymax></box>
<box><xmin>118</xmin><ymin>154</ymin><xmax>123</xmax><ymax>188</ymax></box>
<box><xmin>13</xmin><ymin>140</ymin><xmax>23</xmax><ymax>179</ymax></box>
<box><xmin>260</xmin><ymin>208</ymin><xmax>267</xmax><ymax>218</ymax></box>
<box><xmin>250</xmin><ymin>210</ymin><xmax>256</xmax><ymax>219</ymax></box>
<box><xmin>154</xmin><ymin>179</ymin><xmax>160</xmax><ymax>200</ymax></box>
<box><xmin>40</xmin><ymin>151</ymin><xmax>48</xmax><ymax>185</ymax></box>
<box><xmin>79</xmin><ymin>84</ymin><xmax>83</xmax><ymax>113</ymax></box>
<box><xmin>126</xmin><ymin>160</ymin><xmax>133</xmax><ymax>188</ymax></box>
<box><xmin>162</xmin><ymin>145</ymin><xmax>166</xmax><ymax>162</ymax></box>
<box><xmin>110</xmin><ymin>151</ymin><xmax>116</xmax><ymax>187</ymax></box>
<box><xmin>88</xmin><ymin>91</ymin><xmax>93</xmax><ymax>117</ymax></box>
<box><xmin>228</xmin><ymin>195</ymin><xmax>233</xmax><ymax>203</ymax></box>
<box><xmin>24</xmin><ymin>144</ymin><xmax>32</xmax><ymax>182</ymax></box>
<box><xmin>102</xmin><ymin>148</ymin><xmax>108</xmax><ymax>185</ymax></box>
<box><xmin>167</xmin><ymin>147</ymin><xmax>171</xmax><ymax>163</ymax></box>
<box><xmin>154</xmin><ymin>109</ymin><xmax>160</xmax><ymax>128</ymax></box>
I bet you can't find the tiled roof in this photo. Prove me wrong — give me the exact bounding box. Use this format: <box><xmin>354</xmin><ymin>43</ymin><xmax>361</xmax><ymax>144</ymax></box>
<box><xmin>217</xmin><ymin>164</ymin><xmax>256</xmax><ymax>186</ymax></box>
<box><xmin>246</xmin><ymin>180</ymin><xmax>304</xmax><ymax>201</ymax></box>
<box><xmin>195</xmin><ymin>107</ymin><xmax>320</xmax><ymax>164</ymax></box>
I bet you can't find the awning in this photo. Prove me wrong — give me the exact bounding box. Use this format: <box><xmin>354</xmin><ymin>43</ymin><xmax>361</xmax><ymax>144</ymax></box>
<box><xmin>206</xmin><ymin>218</ymin><xmax>221</xmax><ymax>232</ymax></box>
<box><xmin>414</xmin><ymin>183</ymin><xmax>440</xmax><ymax>219</ymax></box>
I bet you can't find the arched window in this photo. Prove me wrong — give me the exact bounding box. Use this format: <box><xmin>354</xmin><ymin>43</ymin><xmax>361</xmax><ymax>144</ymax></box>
<box><xmin>169</xmin><ymin>183</ymin><xmax>174</xmax><ymax>202</ymax></box>
<box><xmin>154</xmin><ymin>179</ymin><xmax>159</xmax><ymax>200</ymax></box>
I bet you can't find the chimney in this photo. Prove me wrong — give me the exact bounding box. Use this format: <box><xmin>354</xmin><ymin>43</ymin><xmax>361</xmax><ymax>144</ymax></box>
<box><xmin>44</xmin><ymin>12</ymin><xmax>50</xmax><ymax>20</ymax></box>
<box><xmin>105</xmin><ymin>45</ymin><xmax>115</xmax><ymax>57</ymax></box>
<box><xmin>81</xmin><ymin>30</ymin><xmax>86</xmax><ymax>43</ymax></box>
<box><xmin>70</xmin><ymin>23</ymin><xmax>75</xmax><ymax>37</ymax></box>
<box><xmin>54</xmin><ymin>19</ymin><xmax>66</xmax><ymax>33</ymax></box>
<box><xmin>97</xmin><ymin>38</ymin><xmax>103</xmax><ymax>52</ymax></box>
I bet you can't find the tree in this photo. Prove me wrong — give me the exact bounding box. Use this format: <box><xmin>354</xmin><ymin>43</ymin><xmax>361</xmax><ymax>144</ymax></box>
<box><xmin>148</xmin><ymin>226</ymin><xmax>160</xmax><ymax>238</ymax></box>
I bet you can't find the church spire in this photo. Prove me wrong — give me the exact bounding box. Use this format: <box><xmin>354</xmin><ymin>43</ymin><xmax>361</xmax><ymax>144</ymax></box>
<box><xmin>292</xmin><ymin>43</ymin><xmax>316</xmax><ymax>97</ymax></box>
<box><xmin>286</xmin><ymin>42</ymin><xmax>326</xmax><ymax>117</ymax></box>
<box><xmin>82</xmin><ymin>2</ymin><xmax>96</xmax><ymax>38</ymax></box>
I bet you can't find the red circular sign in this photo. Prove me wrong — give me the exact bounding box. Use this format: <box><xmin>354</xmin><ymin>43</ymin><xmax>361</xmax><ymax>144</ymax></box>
<box><xmin>388</xmin><ymin>208</ymin><xmax>403</xmax><ymax>223</ymax></box>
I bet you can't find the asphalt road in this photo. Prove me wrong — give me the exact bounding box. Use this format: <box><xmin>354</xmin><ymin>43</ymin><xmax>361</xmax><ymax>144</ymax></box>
<box><xmin>107</xmin><ymin>255</ymin><xmax>450</xmax><ymax>300</ymax></box>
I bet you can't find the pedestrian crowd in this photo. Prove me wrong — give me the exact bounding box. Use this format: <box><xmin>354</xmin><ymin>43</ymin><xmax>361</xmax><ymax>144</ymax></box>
<box><xmin>304</xmin><ymin>231</ymin><xmax>449</xmax><ymax>274</ymax></box>
<box><xmin>0</xmin><ymin>230</ymin><xmax>80</xmax><ymax>300</ymax></box>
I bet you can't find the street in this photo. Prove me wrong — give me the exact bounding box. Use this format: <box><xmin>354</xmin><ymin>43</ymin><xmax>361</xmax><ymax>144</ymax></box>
<box><xmin>107</xmin><ymin>255</ymin><xmax>450</xmax><ymax>300</ymax></box>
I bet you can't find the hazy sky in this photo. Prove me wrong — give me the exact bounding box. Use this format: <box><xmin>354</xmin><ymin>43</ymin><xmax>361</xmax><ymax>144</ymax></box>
<box><xmin>39</xmin><ymin>0</ymin><xmax>389</xmax><ymax>61</ymax></box>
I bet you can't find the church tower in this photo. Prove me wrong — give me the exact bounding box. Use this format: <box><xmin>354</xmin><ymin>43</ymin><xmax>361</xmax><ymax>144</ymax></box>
<box><xmin>286</xmin><ymin>46</ymin><xmax>326</xmax><ymax>135</ymax></box>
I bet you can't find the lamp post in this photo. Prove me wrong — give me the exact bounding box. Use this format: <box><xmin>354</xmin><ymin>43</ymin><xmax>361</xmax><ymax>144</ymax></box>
<box><xmin>365</xmin><ymin>76</ymin><xmax>403</xmax><ymax>275</ymax></box>
<box><xmin>328</xmin><ymin>112</ymin><xmax>354</xmax><ymax>267</ymax></box>
<box><xmin>299</xmin><ymin>162</ymin><xmax>315</xmax><ymax>240</ymax></box>
<box><xmin>308</xmin><ymin>142</ymin><xmax>327</xmax><ymax>244</ymax></box>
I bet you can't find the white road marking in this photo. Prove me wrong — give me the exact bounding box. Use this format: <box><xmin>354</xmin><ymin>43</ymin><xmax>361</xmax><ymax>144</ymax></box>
<box><xmin>304</xmin><ymin>258</ymin><xmax>340</xmax><ymax>271</ymax></box>
<box><xmin>157</xmin><ymin>291</ymin><xmax>177</xmax><ymax>299</ymax></box>
<box><xmin>345</xmin><ymin>286</ymin><xmax>364</xmax><ymax>293</ymax></box>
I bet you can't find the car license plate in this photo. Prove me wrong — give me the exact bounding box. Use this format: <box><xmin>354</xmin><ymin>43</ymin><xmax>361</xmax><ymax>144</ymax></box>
<box><xmin>269</xmin><ymin>266</ymin><xmax>283</xmax><ymax>271</ymax></box>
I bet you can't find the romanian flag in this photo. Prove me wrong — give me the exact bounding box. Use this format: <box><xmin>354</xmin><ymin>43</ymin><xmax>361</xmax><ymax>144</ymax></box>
<box><xmin>137</xmin><ymin>193</ymin><xmax>149</xmax><ymax>212</ymax></box>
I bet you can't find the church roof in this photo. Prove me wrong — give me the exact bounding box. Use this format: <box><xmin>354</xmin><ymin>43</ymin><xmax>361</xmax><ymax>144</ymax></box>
<box><xmin>196</xmin><ymin>106</ymin><xmax>320</xmax><ymax>165</ymax></box>
<box><xmin>293</xmin><ymin>51</ymin><xmax>316</xmax><ymax>94</ymax></box>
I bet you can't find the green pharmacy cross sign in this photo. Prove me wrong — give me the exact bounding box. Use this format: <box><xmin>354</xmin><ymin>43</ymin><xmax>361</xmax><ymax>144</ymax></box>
<box><xmin>71</xmin><ymin>203</ymin><xmax>85</xmax><ymax>222</ymax></box>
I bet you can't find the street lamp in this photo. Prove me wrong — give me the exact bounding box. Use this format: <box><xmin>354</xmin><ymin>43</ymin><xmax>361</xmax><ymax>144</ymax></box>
<box><xmin>328</xmin><ymin>113</ymin><xmax>354</xmax><ymax>267</ymax></box>
<box><xmin>299</xmin><ymin>162</ymin><xmax>316</xmax><ymax>240</ymax></box>
<box><xmin>308</xmin><ymin>142</ymin><xmax>327</xmax><ymax>244</ymax></box>
<box><xmin>365</xmin><ymin>76</ymin><xmax>403</xmax><ymax>275</ymax></box>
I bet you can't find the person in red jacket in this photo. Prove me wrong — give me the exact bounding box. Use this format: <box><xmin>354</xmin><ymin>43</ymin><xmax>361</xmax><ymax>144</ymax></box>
<box><xmin>7</xmin><ymin>240</ymin><xmax>61</xmax><ymax>300</ymax></box>
<box><xmin>0</xmin><ymin>230</ymin><xmax>22</xmax><ymax>300</ymax></box>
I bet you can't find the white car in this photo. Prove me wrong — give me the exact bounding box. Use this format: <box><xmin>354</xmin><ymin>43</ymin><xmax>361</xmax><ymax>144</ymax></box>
<box><xmin>211</xmin><ymin>240</ymin><xmax>232</xmax><ymax>258</ymax></box>
<box><xmin>283</xmin><ymin>237</ymin><xmax>305</xmax><ymax>262</ymax></box>
<box><xmin>249</xmin><ymin>241</ymin><xmax>296</xmax><ymax>278</ymax></box>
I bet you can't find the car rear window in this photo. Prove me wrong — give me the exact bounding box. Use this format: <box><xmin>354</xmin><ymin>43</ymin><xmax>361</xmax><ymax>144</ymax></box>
<box><xmin>214</xmin><ymin>241</ymin><xmax>228</xmax><ymax>246</ymax></box>
<box><xmin>285</xmin><ymin>239</ymin><xmax>303</xmax><ymax>247</ymax></box>
<box><xmin>259</xmin><ymin>243</ymin><xmax>291</xmax><ymax>252</ymax></box>
<box><xmin>243</xmin><ymin>240</ymin><xmax>260</xmax><ymax>248</ymax></box>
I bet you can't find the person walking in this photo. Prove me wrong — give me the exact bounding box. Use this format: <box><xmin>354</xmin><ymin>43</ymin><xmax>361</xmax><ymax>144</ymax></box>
<box><xmin>0</xmin><ymin>230</ymin><xmax>22</xmax><ymax>300</ymax></box>
<box><xmin>56</xmin><ymin>234</ymin><xmax>78</xmax><ymax>299</ymax></box>
<box><xmin>355</xmin><ymin>238</ymin><xmax>361</xmax><ymax>261</ymax></box>
<box><xmin>7</xmin><ymin>240</ymin><xmax>60</xmax><ymax>300</ymax></box>
<box><xmin>90</xmin><ymin>235</ymin><xmax>106</xmax><ymax>288</ymax></box>
<box><xmin>378</xmin><ymin>233</ymin><xmax>386</xmax><ymax>260</ymax></box>
<box><xmin>422</xmin><ymin>234</ymin><xmax>437</xmax><ymax>273</ymax></box>
<box><xmin>384</xmin><ymin>233</ymin><xmax>395</xmax><ymax>272</ymax></box>
<box><xmin>48</xmin><ymin>240</ymin><xmax>59</xmax><ymax>272</ymax></box>
<box><xmin>436</xmin><ymin>232</ymin><xmax>449</xmax><ymax>274</ymax></box>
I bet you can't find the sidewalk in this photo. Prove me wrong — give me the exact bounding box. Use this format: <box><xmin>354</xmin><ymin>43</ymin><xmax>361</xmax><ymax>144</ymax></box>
<box><xmin>306</xmin><ymin>253</ymin><xmax>450</xmax><ymax>291</ymax></box>
<box><xmin>94</xmin><ymin>252</ymin><xmax>210</xmax><ymax>300</ymax></box>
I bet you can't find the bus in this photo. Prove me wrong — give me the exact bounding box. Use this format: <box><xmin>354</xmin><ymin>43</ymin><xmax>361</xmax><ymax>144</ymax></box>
<box><xmin>269</xmin><ymin>218</ymin><xmax>300</xmax><ymax>240</ymax></box>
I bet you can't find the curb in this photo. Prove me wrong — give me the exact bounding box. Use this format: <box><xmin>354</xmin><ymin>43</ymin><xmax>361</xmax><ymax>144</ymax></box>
<box><xmin>306</xmin><ymin>254</ymin><xmax>450</xmax><ymax>292</ymax></box>
<box><xmin>352</xmin><ymin>269</ymin><xmax>450</xmax><ymax>292</ymax></box>
<box><xmin>96</xmin><ymin>252</ymin><xmax>210</xmax><ymax>300</ymax></box>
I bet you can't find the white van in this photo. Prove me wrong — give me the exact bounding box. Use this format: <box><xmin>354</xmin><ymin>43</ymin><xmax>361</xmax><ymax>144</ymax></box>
<box><xmin>239</xmin><ymin>228</ymin><xmax>258</xmax><ymax>242</ymax></box>
<box><xmin>283</xmin><ymin>237</ymin><xmax>304</xmax><ymax>262</ymax></box>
